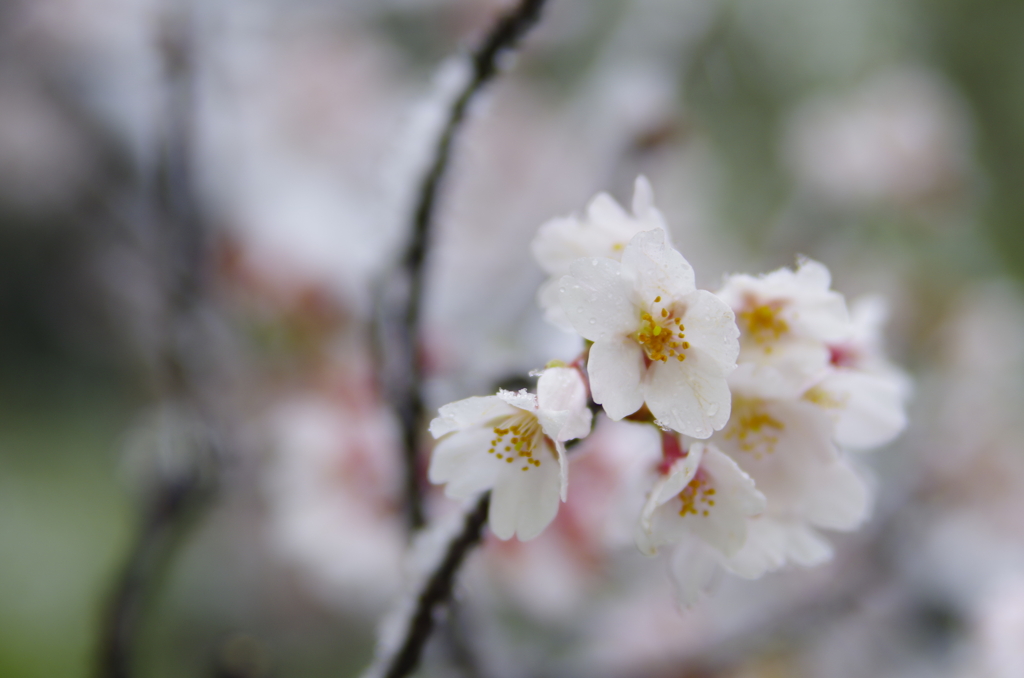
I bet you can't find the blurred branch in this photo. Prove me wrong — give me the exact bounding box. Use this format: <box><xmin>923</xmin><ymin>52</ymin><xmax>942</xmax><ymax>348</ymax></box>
<box><xmin>96</xmin><ymin>452</ymin><xmax>217</xmax><ymax>678</ymax></box>
<box><xmin>387</xmin><ymin>0</ymin><xmax>549</xmax><ymax>531</ymax></box>
<box><xmin>95</xmin><ymin>7</ymin><xmax>228</xmax><ymax>678</ymax></box>
<box><xmin>376</xmin><ymin>493</ymin><xmax>492</xmax><ymax>678</ymax></box>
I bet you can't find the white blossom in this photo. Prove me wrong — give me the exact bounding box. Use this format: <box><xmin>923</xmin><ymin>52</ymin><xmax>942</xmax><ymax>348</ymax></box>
<box><xmin>634</xmin><ymin>441</ymin><xmax>765</xmax><ymax>605</ymax></box>
<box><xmin>636</xmin><ymin>441</ymin><xmax>765</xmax><ymax>558</ymax></box>
<box><xmin>716</xmin><ymin>258</ymin><xmax>850</xmax><ymax>394</ymax></box>
<box><xmin>559</xmin><ymin>229</ymin><xmax>739</xmax><ymax>438</ymax></box>
<box><xmin>808</xmin><ymin>295</ymin><xmax>911</xmax><ymax>450</ymax></box>
<box><xmin>532</xmin><ymin>176</ymin><xmax>668</xmax><ymax>331</ymax></box>
<box><xmin>428</xmin><ymin>367</ymin><xmax>592</xmax><ymax>541</ymax></box>
<box><xmin>712</xmin><ymin>393</ymin><xmax>871</xmax><ymax>578</ymax></box>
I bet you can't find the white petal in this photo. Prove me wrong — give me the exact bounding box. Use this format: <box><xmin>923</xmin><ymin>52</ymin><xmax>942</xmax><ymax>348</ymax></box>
<box><xmin>536</xmin><ymin>367</ymin><xmax>592</xmax><ymax>441</ymax></box>
<box><xmin>669</xmin><ymin>540</ymin><xmax>721</xmax><ymax>608</ymax></box>
<box><xmin>632</xmin><ymin>175</ymin><xmax>655</xmax><ymax>215</ymax></box>
<box><xmin>586</xmin><ymin>191</ymin><xmax>630</xmax><ymax>226</ymax></box>
<box><xmin>720</xmin><ymin>519</ymin><xmax>788</xmax><ymax>579</ymax></box>
<box><xmin>654</xmin><ymin>445</ymin><xmax>705</xmax><ymax>506</ymax></box>
<box><xmin>801</xmin><ymin>456</ymin><xmax>870</xmax><ymax>530</ymax></box>
<box><xmin>645</xmin><ymin>352</ymin><xmax>732</xmax><ymax>438</ymax></box>
<box><xmin>560</xmin><ymin>260</ymin><xmax>637</xmax><ymax>341</ymax></box>
<box><xmin>430</xmin><ymin>396</ymin><xmax>517</xmax><ymax>438</ymax></box>
<box><xmin>588</xmin><ymin>338</ymin><xmax>646</xmax><ymax>420</ymax></box>
<box><xmin>531</xmin><ymin>216</ymin><xmax>591</xmax><ymax>275</ymax></box>
<box><xmin>680</xmin><ymin>290</ymin><xmax>740</xmax><ymax>372</ymax></box>
<box><xmin>723</xmin><ymin>519</ymin><xmax>833</xmax><ymax>578</ymax></box>
<box><xmin>638</xmin><ymin>446</ymin><xmax>705</xmax><ymax>544</ymax></box>
<box><xmin>822</xmin><ymin>370</ymin><xmax>908</xmax><ymax>449</ymax></box>
<box><xmin>630</xmin><ymin>176</ymin><xmax>669</xmax><ymax>233</ymax></box>
<box><xmin>537</xmin><ymin>277</ymin><xmax>576</xmax><ymax>332</ymax></box>
<box><xmin>429</xmin><ymin>427</ymin><xmax>503</xmax><ymax>499</ymax></box>
<box><xmin>785</xmin><ymin>524</ymin><xmax>834</xmax><ymax>567</ymax></box>
<box><xmin>620</xmin><ymin>229</ymin><xmax>696</xmax><ymax>303</ymax></box>
<box><xmin>488</xmin><ymin>446</ymin><xmax>563</xmax><ymax>541</ymax></box>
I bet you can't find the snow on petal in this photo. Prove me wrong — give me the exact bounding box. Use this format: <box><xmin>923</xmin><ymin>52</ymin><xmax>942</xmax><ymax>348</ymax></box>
<box><xmin>429</xmin><ymin>396</ymin><xmax>517</xmax><ymax>438</ymax></box>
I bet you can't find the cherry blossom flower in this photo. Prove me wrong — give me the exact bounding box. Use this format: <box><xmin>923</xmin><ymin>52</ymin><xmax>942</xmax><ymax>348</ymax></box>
<box><xmin>532</xmin><ymin>176</ymin><xmax>668</xmax><ymax>331</ymax></box>
<box><xmin>808</xmin><ymin>296</ymin><xmax>911</xmax><ymax>450</ymax></box>
<box><xmin>559</xmin><ymin>229</ymin><xmax>739</xmax><ymax>438</ymax></box>
<box><xmin>634</xmin><ymin>439</ymin><xmax>765</xmax><ymax>605</ymax></box>
<box><xmin>712</xmin><ymin>393</ymin><xmax>870</xmax><ymax>578</ymax></box>
<box><xmin>636</xmin><ymin>441</ymin><xmax>765</xmax><ymax>558</ymax></box>
<box><xmin>716</xmin><ymin>258</ymin><xmax>850</xmax><ymax>393</ymax></box>
<box><xmin>428</xmin><ymin>367</ymin><xmax>592</xmax><ymax>541</ymax></box>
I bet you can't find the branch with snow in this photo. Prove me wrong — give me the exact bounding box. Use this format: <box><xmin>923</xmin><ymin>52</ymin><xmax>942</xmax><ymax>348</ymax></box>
<box><xmin>383</xmin><ymin>0</ymin><xmax>549</xmax><ymax>531</ymax></box>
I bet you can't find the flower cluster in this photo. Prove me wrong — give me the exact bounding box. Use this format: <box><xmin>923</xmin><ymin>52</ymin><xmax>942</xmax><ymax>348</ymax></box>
<box><xmin>427</xmin><ymin>177</ymin><xmax>908</xmax><ymax>605</ymax></box>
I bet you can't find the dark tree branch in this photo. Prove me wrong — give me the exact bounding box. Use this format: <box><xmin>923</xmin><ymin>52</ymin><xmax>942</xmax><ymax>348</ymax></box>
<box><xmin>95</xmin><ymin>8</ymin><xmax>225</xmax><ymax>678</ymax></box>
<box><xmin>382</xmin><ymin>493</ymin><xmax>492</xmax><ymax>678</ymax></box>
<box><xmin>389</xmin><ymin>0</ymin><xmax>549</xmax><ymax>531</ymax></box>
<box><xmin>96</xmin><ymin>461</ymin><xmax>216</xmax><ymax>678</ymax></box>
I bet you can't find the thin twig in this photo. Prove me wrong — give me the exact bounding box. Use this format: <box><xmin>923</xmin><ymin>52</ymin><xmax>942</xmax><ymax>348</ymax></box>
<box><xmin>383</xmin><ymin>493</ymin><xmax>492</xmax><ymax>678</ymax></box>
<box><xmin>390</xmin><ymin>0</ymin><xmax>549</xmax><ymax>531</ymax></box>
<box><xmin>94</xmin><ymin>8</ymin><xmax>224</xmax><ymax>677</ymax></box>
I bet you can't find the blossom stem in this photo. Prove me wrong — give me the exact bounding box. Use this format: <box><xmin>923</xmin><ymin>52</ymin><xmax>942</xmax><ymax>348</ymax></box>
<box><xmin>382</xmin><ymin>493</ymin><xmax>491</xmax><ymax>678</ymax></box>
<box><xmin>389</xmin><ymin>0</ymin><xmax>549</xmax><ymax>532</ymax></box>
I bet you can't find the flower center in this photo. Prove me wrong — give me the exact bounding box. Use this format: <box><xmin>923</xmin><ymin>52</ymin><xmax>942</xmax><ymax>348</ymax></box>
<box><xmin>635</xmin><ymin>295</ymin><xmax>689</xmax><ymax>363</ymax></box>
<box><xmin>739</xmin><ymin>301</ymin><xmax>788</xmax><ymax>344</ymax></box>
<box><xmin>488</xmin><ymin>412</ymin><xmax>548</xmax><ymax>471</ymax></box>
<box><xmin>723</xmin><ymin>398</ymin><xmax>785</xmax><ymax>458</ymax></box>
<box><xmin>678</xmin><ymin>472</ymin><xmax>716</xmax><ymax>517</ymax></box>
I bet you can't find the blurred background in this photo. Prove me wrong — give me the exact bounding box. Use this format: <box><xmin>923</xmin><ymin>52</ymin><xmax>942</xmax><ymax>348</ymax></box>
<box><xmin>2</xmin><ymin>0</ymin><xmax>1024</xmax><ymax>677</ymax></box>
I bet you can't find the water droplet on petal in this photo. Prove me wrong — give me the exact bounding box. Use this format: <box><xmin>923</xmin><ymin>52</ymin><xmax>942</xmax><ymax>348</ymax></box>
<box><xmin>591</xmin><ymin>260</ymin><xmax>599</xmax><ymax>266</ymax></box>
<box><xmin>589</xmin><ymin>318</ymin><xmax>596</xmax><ymax>325</ymax></box>
<box><xmin>576</xmin><ymin>306</ymin><xmax>584</xmax><ymax>313</ymax></box>
<box><xmin>707</xmin><ymin>404</ymin><xmax>719</xmax><ymax>417</ymax></box>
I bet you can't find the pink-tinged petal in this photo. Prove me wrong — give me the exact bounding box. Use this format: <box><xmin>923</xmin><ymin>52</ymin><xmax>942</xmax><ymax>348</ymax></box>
<box><xmin>430</xmin><ymin>396</ymin><xmax>517</xmax><ymax>438</ymax></box>
<box><xmin>646</xmin><ymin>351</ymin><xmax>732</xmax><ymax>438</ymax></box>
<box><xmin>560</xmin><ymin>260</ymin><xmax>637</xmax><ymax>341</ymax></box>
<box><xmin>488</xmin><ymin>447</ymin><xmax>563</xmax><ymax>541</ymax></box>
<box><xmin>620</xmin><ymin>229</ymin><xmax>696</xmax><ymax>303</ymax></box>
<box><xmin>820</xmin><ymin>370</ymin><xmax>908</xmax><ymax>449</ymax></box>
<box><xmin>496</xmin><ymin>388</ymin><xmax>538</xmax><ymax>413</ymax></box>
<box><xmin>680</xmin><ymin>290</ymin><xmax>739</xmax><ymax>372</ymax></box>
<box><xmin>588</xmin><ymin>338</ymin><xmax>645</xmax><ymax>420</ymax></box>
<box><xmin>429</xmin><ymin>427</ymin><xmax>503</xmax><ymax>499</ymax></box>
<box><xmin>669</xmin><ymin>541</ymin><xmax>720</xmax><ymax>608</ymax></box>
<box><xmin>536</xmin><ymin>367</ymin><xmax>592</xmax><ymax>441</ymax></box>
